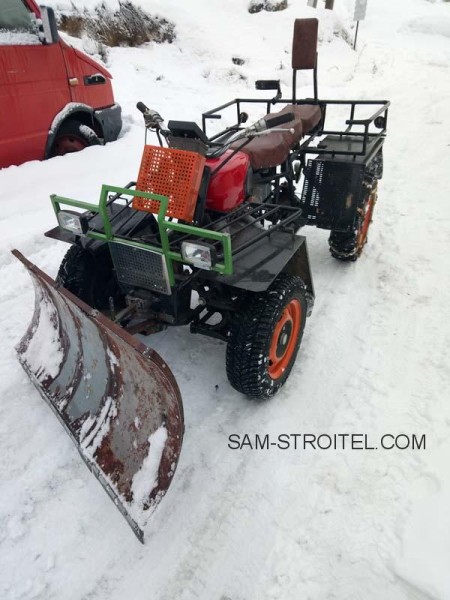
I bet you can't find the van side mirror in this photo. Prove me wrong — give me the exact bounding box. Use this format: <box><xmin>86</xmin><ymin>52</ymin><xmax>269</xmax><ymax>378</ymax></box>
<box><xmin>39</xmin><ymin>6</ymin><xmax>59</xmax><ymax>44</ymax></box>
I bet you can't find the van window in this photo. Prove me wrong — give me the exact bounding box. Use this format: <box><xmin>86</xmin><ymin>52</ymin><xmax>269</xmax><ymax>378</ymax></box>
<box><xmin>0</xmin><ymin>0</ymin><xmax>36</xmax><ymax>31</ymax></box>
<box><xmin>0</xmin><ymin>0</ymin><xmax>40</xmax><ymax>44</ymax></box>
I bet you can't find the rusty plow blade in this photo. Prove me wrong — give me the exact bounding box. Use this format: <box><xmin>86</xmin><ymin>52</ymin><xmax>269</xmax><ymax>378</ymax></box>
<box><xmin>12</xmin><ymin>250</ymin><xmax>184</xmax><ymax>543</ymax></box>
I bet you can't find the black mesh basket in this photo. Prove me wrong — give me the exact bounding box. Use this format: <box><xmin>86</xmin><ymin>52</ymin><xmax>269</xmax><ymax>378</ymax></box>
<box><xmin>301</xmin><ymin>158</ymin><xmax>366</xmax><ymax>232</ymax></box>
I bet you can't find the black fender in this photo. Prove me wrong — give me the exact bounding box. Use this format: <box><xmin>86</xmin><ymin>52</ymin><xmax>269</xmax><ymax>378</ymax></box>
<box><xmin>282</xmin><ymin>238</ymin><xmax>315</xmax><ymax>315</ymax></box>
<box><xmin>201</xmin><ymin>233</ymin><xmax>315</xmax><ymax>316</ymax></box>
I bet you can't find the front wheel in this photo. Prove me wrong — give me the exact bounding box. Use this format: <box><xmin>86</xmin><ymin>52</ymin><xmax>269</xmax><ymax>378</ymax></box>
<box><xmin>226</xmin><ymin>273</ymin><xmax>307</xmax><ymax>398</ymax></box>
<box><xmin>56</xmin><ymin>245</ymin><xmax>124</xmax><ymax>312</ymax></box>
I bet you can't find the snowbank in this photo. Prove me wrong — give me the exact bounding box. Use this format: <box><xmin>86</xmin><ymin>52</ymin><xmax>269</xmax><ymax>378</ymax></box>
<box><xmin>406</xmin><ymin>15</ymin><xmax>450</xmax><ymax>37</ymax></box>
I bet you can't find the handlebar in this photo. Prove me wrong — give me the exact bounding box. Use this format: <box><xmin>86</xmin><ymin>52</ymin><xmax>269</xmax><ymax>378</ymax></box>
<box><xmin>136</xmin><ymin>101</ymin><xmax>149</xmax><ymax>114</ymax></box>
<box><xmin>235</xmin><ymin>111</ymin><xmax>295</xmax><ymax>141</ymax></box>
<box><xmin>241</xmin><ymin>111</ymin><xmax>294</xmax><ymax>136</ymax></box>
<box><xmin>265</xmin><ymin>112</ymin><xmax>294</xmax><ymax>129</ymax></box>
<box><xmin>136</xmin><ymin>102</ymin><xmax>164</xmax><ymax>128</ymax></box>
<box><xmin>136</xmin><ymin>101</ymin><xmax>295</xmax><ymax>158</ymax></box>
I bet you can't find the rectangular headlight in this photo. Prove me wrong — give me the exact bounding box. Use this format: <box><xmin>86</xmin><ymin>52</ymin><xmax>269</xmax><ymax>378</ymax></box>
<box><xmin>57</xmin><ymin>210</ymin><xmax>88</xmax><ymax>235</ymax></box>
<box><xmin>181</xmin><ymin>241</ymin><xmax>217</xmax><ymax>270</ymax></box>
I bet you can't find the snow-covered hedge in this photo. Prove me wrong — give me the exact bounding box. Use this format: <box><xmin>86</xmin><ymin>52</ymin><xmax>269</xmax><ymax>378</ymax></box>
<box><xmin>248</xmin><ymin>0</ymin><xmax>288</xmax><ymax>13</ymax></box>
<box><xmin>57</xmin><ymin>1</ymin><xmax>175</xmax><ymax>48</ymax></box>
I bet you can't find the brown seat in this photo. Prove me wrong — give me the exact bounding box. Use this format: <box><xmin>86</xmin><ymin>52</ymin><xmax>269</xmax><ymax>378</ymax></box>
<box><xmin>232</xmin><ymin>104</ymin><xmax>322</xmax><ymax>170</ymax></box>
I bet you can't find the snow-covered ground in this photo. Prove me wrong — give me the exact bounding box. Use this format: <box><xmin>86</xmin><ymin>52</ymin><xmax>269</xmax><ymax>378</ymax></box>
<box><xmin>1</xmin><ymin>0</ymin><xmax>450</xmax><ymax>598</ymax></box>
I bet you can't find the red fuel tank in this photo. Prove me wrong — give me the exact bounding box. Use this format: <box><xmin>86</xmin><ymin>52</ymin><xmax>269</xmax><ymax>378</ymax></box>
<box><xmin>205</xmin><ymin>150</ymin><xmax>250</xmax><ymax>212</ymax></box>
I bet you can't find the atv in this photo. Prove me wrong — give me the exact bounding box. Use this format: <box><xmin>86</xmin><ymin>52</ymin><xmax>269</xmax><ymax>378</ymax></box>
<box><xmin>13</xmin><ymin>18</ymin><xmax>389</xmax><ymax>541</ymax></box>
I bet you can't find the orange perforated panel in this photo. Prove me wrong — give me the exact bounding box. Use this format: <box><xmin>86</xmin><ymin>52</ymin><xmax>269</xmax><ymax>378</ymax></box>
<box><xmin>134</xmin><ymin>145</ymin><xmax>206</xmax><ymax>222</ymax></box>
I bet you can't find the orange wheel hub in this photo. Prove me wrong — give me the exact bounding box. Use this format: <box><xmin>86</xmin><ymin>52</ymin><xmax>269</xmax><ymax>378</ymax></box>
<box><xmin>268</xmin><ymin>298</ymin><xmax>302</xmax><ymax>380</ymax></box>
<box><xmin>356</xmin><ymin>184</ymin><xmax>378</xmax><ymax>255</ymax></box>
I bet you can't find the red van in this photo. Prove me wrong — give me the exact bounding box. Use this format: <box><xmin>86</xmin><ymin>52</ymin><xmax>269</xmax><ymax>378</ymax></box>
<box><xmin>0</xmin><ymin>0</ymin><xmax>122</xmax><ymax>168</ymax></box>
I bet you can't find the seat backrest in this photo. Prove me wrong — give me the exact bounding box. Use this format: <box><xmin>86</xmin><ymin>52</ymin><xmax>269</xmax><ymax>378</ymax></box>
<box><xmin>291</xmin><ymin>18</ymin><xmax>319</xmax><ymax>100</ymax></box>
<box><xmin>292</xmin><ymin>18</ymin><xmax>318</xmax><ymax>70</ymax></box>
<box><xmin>133</xmin><ymin>145</ymin><xmax>206</xmax><ymax>222</ymax></box>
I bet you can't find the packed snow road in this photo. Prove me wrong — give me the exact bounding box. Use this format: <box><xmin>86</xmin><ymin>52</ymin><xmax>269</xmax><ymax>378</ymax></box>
<box><xmin>1</xmin><ymin>0</ymin><xmax>450</xmax><ymax>598</ymax></box>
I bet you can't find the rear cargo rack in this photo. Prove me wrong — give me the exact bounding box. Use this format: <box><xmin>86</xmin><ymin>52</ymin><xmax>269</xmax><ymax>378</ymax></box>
<box><xmin>202</xmin><ymin>97</ymin><xmax>389</xmax><ymax>161</ymax></box>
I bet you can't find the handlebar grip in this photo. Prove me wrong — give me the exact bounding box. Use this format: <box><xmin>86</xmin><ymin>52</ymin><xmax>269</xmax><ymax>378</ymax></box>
<box><xmin>265</xmin><ymin>112</ymin><xmax>295</xmax><ymax>129</ymax></box>
<box><xmin>136</xmin><ymin>101</ymin><xmax>149</xmax><ymax>114</ymax></box>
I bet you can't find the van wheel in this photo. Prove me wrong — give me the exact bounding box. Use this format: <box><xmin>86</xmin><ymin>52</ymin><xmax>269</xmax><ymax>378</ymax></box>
<box><xmin>50</xmin><ymin>120</ymin><xmax>101</xmax><ymax>157</ymax></box>
<box><xmin>226</xmin><ymin>274</ymin><xmax>307</xmax><ymax>399</ymax></box>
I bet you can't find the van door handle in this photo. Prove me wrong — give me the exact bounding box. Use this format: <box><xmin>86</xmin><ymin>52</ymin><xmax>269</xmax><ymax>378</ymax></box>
<box><xmin>84</xmin><ymin>74</ymin><xmax>106</xmax><ymax>85</ymax></box>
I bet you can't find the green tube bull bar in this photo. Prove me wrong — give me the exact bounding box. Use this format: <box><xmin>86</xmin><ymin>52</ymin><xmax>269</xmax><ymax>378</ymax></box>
<box><xmin>50</xmin><ymin>184</ymin><xmax>233</xmax><ymax>287</ymax></box>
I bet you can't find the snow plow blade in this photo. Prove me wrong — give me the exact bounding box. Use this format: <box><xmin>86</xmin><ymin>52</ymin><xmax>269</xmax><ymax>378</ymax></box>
<box><xmin>12</xmin><ymin>250</ymin><xmax>184</xmax><ymax>543</ymax></box>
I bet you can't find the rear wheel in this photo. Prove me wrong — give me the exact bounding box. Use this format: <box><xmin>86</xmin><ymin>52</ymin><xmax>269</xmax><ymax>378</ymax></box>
<box><xmin>56</xmin><ymin>245</ymin><xmax>124</xmax><ymax>311</ymax></box>
<box><xmin>50</xmin><ymin>120</ymin><xmax>100</xmax><ymax>157</ymax></box>
<box><xmin>329</xmin><ymin>150</ymin><xmax>382</xmax><ymax>261</ymax></box>
<box><xmin>226</xmin><ymin>273</ymin><xmax>307</xmax><ymax>398</ymax></box>
<box><xmin>328</xmin><ymin>181</ymin><xmax>378</xmax><ymax>261</ymax></box>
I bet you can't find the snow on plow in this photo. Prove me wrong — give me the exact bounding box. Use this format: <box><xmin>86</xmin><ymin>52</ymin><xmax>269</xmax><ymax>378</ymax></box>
<box><xmin>12</xmin><ymin>250</ymin><xmax>184</xmax><ymax>543</ymax></box>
